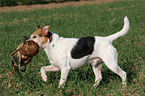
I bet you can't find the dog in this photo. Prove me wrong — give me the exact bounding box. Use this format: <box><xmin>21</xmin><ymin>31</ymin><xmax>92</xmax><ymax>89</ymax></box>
<box><xmin>29</xmin><ymin>16</ymin><xmax>130</xmax><ymax>88</ymax></box>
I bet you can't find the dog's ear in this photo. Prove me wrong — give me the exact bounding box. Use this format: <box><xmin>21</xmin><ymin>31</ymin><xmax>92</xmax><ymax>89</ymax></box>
<box><xmin>42</xmin><ymin>25</ymin><xmax>50</xmax><ymax>37</ymax></box>
<box><xmin>36</xmin><ymin>24</ymin><xmax>40</xmax><ymax>30</ymax></box>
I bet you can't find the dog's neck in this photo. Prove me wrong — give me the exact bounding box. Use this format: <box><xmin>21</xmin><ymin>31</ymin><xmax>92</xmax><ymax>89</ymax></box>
<box><xmin>43</xmin><ymin>33</ymin><xmax>60</xmax><ymax>49</ymax></box>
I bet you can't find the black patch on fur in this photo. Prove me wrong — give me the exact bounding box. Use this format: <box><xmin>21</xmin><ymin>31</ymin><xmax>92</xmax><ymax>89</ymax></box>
<box><xmin>71</xmin><ymin>37</ymin><xmax>95</xmax><ymax>59</ymax></box>
<box><xmin>48</xmin><ymin>31</ymin><xmax>53</xmax><ymax>43</ymax></box>
<box><xmin>47</xmin><ymin>31</ymin><xmax>52</xmax><ymax>38</ymax></box>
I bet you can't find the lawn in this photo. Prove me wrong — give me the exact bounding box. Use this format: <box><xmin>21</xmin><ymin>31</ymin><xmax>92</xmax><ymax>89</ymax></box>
<box><xmin>0</xmin><ymin>0</ymin><xmax>145</xmax><ymax>95</ymax></box>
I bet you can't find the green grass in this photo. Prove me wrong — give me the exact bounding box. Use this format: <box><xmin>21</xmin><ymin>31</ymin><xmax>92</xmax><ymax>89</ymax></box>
<box><xmin>0</xmin><ymin>0</ymin><xmax>145</xmax><ymax>95</ymax></box>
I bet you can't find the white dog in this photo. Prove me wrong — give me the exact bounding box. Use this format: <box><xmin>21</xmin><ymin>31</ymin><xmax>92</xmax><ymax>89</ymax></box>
<box><xmin>30</xmin><ymin>16</ymin><xmax>130</xmax><ymax>88</ymax></box>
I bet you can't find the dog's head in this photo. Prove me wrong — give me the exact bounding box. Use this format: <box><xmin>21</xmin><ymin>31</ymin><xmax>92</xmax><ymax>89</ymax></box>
<box><xmin>30</xmin><ymin>25</ymin><xmax>59</xmax><ymax>48</ymax></box>
<box><xmin>30</xmin><ymin>25</ymin><xmax>53</xmax><ymax>48</ymax></box>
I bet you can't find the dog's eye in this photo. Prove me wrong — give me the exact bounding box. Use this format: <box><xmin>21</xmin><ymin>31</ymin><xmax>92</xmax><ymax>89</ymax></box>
<box><xmin>33</xmin><ymin>36</ymin><xmax>37</xmax><ymax>38</ymax></box>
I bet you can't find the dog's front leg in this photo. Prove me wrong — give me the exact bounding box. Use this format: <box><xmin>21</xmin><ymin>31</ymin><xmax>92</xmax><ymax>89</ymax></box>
<box><xmin>58</xmin><ymin>67</ymin><xmax>70</xmax><ymax>88</ymax></box>
<box><xmin>41</xmin><ymin>65</ymin><xmax>60</xmax><ymax>82</ymax></box>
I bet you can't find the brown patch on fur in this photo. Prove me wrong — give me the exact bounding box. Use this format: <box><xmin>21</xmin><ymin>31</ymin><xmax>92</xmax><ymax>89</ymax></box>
<box><xmin>36</xmin><ymin>24</ymin><xmax>40</xmax><ymax>30</ymax></box>
<box><xmin>32</xmin><ymin>29</ymin><xmax>42</xmax><ymax>36</ymax></box>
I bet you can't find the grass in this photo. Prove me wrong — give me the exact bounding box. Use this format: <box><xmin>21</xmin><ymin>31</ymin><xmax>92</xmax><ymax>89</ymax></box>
<box><xmin>0</xmin><ymin>0</ymin><xmax>145</xmax><ymax>95</ymax></box>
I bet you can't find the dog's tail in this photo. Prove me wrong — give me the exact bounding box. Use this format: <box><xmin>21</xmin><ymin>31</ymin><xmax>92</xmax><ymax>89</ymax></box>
<box><xmin>107</xmin><ymin>16</ymin><xmax>130</xmax><ymax>42</ymax></box>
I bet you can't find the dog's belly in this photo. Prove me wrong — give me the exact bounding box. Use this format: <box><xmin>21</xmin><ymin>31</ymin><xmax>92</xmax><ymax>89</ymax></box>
<box><xmin>70</xmin><ymin>56</ymin><xmax>89</xmax><ymax>69</ymax></box>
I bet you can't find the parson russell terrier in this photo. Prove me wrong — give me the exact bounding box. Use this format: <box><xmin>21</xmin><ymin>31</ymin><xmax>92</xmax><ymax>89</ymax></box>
<box><xmin>30</xmin><ymin>16</ymin><xmax>130</xmax><ymax>88</ymax></box>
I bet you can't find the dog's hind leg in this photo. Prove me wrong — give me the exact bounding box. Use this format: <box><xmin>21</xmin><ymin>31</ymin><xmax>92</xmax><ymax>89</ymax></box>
<box><xmin>90</xmin><ymin>58</ymin><xmax>103</xmax><ymax>87</ymax></box>
<box><xmin>41</xmin><ymin>65</ymin><xmax>60</xmax><ymax>82</ymax></box>
<box><xmin>101</xmin><ymin>47</ymin><xmax>127</xmax><ymax>87</ymax></box>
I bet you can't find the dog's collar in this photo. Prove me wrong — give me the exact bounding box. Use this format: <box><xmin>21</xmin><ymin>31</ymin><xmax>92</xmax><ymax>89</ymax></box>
<box><xmin>48</xmin><ymin>31</ymin><xmax>54</xmax><ymax>35</ymax></box>
<box><xmin>50</xmin><ymin>33</ymin><xmax>59</xmax><ymax>47</ymax></box>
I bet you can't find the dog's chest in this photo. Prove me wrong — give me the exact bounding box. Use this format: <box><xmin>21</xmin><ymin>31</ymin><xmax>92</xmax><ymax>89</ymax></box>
<box><xmin>44</xmin><ymin>38</ymin><xmax>78</xmax><ymax>67</ymax></box>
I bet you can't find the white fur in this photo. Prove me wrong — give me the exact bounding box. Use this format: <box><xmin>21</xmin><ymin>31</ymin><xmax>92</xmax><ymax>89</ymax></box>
<box><xmin>31</xmin><ymin>16</ymin><xmax>130</xmax><ymax>88</ymax></box>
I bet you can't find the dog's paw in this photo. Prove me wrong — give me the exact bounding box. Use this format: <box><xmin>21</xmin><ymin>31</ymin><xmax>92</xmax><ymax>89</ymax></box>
<box><xmin>122</xmin><ymin>81</ymin><xmax>127</xmax><ymax>88</ymax></box>
<box><xmin>41</xmin><ymin>74</ymin><xmax>47</xmax><ymax>82</ymax></box>
<box><xmin>58</xmin><ymin>84</ymin><xmax>65</xmax><ymax>88</ymax></box>
<box><xmin>93</xmin><ymin>83</ymin><xmax>99</xmax><ymax>88</ymax></box>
